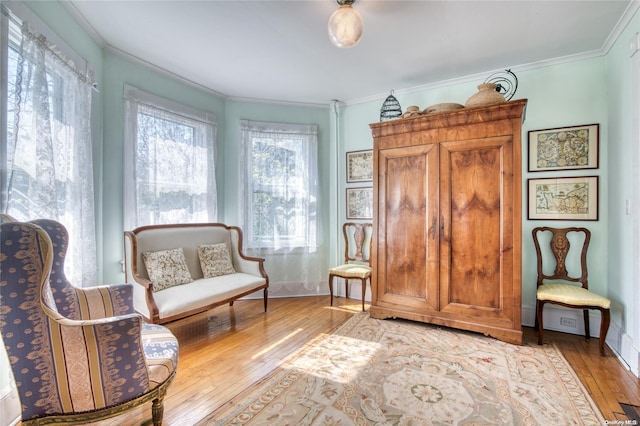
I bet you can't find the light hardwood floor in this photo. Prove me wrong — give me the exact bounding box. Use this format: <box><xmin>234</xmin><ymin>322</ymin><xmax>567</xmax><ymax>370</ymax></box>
<box><xmin>86</xmin><ymin>296</ymin><xmax>638</xmax><ymax>425</ymax></box>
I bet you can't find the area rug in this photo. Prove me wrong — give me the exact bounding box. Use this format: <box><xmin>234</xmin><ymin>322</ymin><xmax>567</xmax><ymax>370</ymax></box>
<box><xmin>202</xmin><ymin>312</ymin><xmax>604</xmax><ymax>425</ymax></box>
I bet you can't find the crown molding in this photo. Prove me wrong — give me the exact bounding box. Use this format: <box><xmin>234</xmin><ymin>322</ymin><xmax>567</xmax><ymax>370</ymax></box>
<box><xmin>601</xmin><ymin>0</ymin><xmax>640</xmax><ymax>54</ymax></box>
<box><xmin>59</xmin><ymin>0</ymin><xmax>105</xmax><ymax>48</ymax></box>
<box><xmin>107</xmin><ymin>45</ymin><xmax>329</xmax><ymax>109</ymax></box>
<box><xmin>226</xmin><ymin>95</ymin><xmax>329</xmax><ymax>109</ymax></box>
<box><xmin>105</xmin><ymin>45</ymin><xmax>228</xmax><ymax>99</ymax></box>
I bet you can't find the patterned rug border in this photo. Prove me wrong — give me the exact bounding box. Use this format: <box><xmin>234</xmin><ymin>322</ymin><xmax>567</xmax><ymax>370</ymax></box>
<box><xmin>201</xmin><ymin>312</ymin><xmax>605</xmax><ymax>425</ymax></box>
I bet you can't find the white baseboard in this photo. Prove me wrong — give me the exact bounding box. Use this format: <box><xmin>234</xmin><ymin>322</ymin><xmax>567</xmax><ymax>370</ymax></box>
<box><xmin>0</xmin><ymin>387</ymin><xmax>20</xmax><ymax>426</ymax></box>
<box><xmin>241</xmin><ymin>281</ymin><xmax>330</xmax><ymax>299</ymax></box>
<box><xmin>522</xmin><ymin>304</ymin><xmax>639</xmax><ymax>377</ymax></box>
<box><xmin>521</xmin><ymin>303</ymin><xmax>605</xmax><ymax>335</ymax></box>
<box><xmin>610</xmin><ymin>320</ymin><xmax>640</xmax><ymax>376</ymax></box>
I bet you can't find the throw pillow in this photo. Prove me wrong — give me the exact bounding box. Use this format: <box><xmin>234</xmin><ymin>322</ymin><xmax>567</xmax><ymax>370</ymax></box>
<box><xmin>198</xmin><ymin>243</ymin><xmax>236</xmax><ymax>278</ymax></box>
<box><xmin>142</xmin><ymin>248</ymin><xmax>193</xmax><ymax>292</ymax></box>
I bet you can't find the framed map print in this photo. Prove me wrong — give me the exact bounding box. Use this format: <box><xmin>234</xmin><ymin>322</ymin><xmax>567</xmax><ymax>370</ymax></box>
<box><xmin>528</xmin><ymin>124</ymin><xmax>599</xmax><ymax>172</ymax></box>
<box><xmin>528</xmin><ymin>176</ymin><xmax>599</xmax><ymax>220</ymax></box>
<box><xmin>346</xmin><ymin>150</ymin><xmax>373</xmax><ymax>183</ymax></box>
<box><xmin>346</xmin><ymin>187</ymin><xmax>373</xmax><ymax>219</ymax></box>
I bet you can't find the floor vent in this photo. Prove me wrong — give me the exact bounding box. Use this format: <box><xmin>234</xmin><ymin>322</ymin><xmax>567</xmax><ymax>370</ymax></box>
<box><xmin>620</xmin><ymin>403</ymin><xmax>640</xmax><ymax>421</ymax></box>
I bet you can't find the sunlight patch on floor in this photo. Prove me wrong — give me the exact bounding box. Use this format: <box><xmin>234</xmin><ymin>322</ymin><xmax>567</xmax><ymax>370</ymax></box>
<box><xmin>251</xmin><ymin>328</ymin><xmax>304</xmax><ymax>359</ymax></box>
<box><xmin>323</xmin><ymin>304</ymin><xmax>369</xmax><ymax>313</ymax></box>
<box><xmin>286</xmin><ymin>333</ymin><xmax>381</xmax><ymax>384</ymax></box>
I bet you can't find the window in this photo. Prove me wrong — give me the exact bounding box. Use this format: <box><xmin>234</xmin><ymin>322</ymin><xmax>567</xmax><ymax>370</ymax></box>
<box><xmin>240</xmin><ymin>120</ymin><xmax>318</xmax><ymax>252</ymax></box>
<box><xmin>1</xmin><ymin>9</ymin><xmax>97</xmax><ymax>286</ymax></box>
<box><xmin>123</xmin><ymin>85</ymin><xmax>217</xmax><ymax>229</ymax></box>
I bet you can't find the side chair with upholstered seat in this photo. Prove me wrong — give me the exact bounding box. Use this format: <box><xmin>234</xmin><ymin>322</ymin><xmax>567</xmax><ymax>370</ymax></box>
<box><xmin>533</xmin><ymin>226</ymin><xmax>611</xmax><ymax>356</ymax></box>
<box><xmin>329</xmin><ymin>222</ymin><xmax>373</xmax><ymax>311</ymax></box>
<box><xmin>0</xmin><ymin>220</ymin><xmax>179</xmax><ymax>425</ymax></box>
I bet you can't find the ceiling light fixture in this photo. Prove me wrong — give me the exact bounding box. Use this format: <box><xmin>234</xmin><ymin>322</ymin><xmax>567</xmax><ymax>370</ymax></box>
<box><xmin>327</xmin><ymin>0</ymin><xmax>363</xmax><ymax>49</ymax></box>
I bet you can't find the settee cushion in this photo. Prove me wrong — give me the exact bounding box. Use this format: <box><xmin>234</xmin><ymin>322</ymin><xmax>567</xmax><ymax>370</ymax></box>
<box><xmin>142</xmin><ymin>248</ymin><xmax>193</xmax><ymax>291</ymax></box>
<box><xmin>198</xmin><ymin>243</ymin><xmax>236</xmax><ymax>278</ymax></box>
<box><xmin>151</xmin><ymin>272</ymin><xmax>267</xmax><ymax>319</ymax></box>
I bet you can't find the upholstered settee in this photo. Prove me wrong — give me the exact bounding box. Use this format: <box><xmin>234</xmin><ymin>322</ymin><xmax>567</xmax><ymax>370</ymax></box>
<box><xmin>124</xmin><ymin>223</ymin><xmax>269</xmax><ymax>324</ymax></box>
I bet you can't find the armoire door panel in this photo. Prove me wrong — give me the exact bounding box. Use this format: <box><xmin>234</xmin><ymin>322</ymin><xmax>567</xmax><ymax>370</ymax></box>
<box><xmin>376</xmin><ymin>144</ymin><xmax>439</xmax><ymax>311</ymax></box>
<box><xmin>440</xmin><ymin>136</ymin><xmax>514</xmax><ymax>318</ymax></box>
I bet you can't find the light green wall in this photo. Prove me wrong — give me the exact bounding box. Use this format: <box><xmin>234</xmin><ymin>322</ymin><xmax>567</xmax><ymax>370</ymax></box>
<box><xmin>223</xmin><ymin>100</ymin><xmax>331</xmax><ymax>288</ymax></box>
<box><xmin>517</xmin><ymin>59</ymin><xmax>608</xmax><ymax>309</ymax></box>
<box><xmin>101</xmin><ymin>51</ymin><xmax>226</xmax><ymax>283</ymax></box>
<box><xmin>223</xmin><ymin>101</ymin><xmax>330</xmax><ymax>223</ymax></box>
<box><xmin>606</xmin><ymin>8</ymin><xmax>640</xmax><ymax>350</ymax></box>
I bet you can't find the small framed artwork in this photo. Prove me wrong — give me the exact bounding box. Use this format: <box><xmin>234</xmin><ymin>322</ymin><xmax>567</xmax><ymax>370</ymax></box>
<box><xmin>346</xmin><ymin>149</ymin><xmax>373</xmax><ymax>183</ymax></box>
<box><xmin>528</xmin><ymin>176</ymin><xmax>599</xmax><ymax>221</ymax></box>
<box><xmin>346</xmin><ymin>187</ymin><xmax>373</xmax><ymax>219</ymax></box>
<box><xmin>528</xmin><ymin>123</ymin><xmax>599</xmax><ymax>172</ymax></box>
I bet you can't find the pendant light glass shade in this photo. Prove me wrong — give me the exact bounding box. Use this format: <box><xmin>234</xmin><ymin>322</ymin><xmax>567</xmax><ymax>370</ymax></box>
<box><xmin>328</xmin><ymin>3</ymin><xmax>363</xmax><ymax>48</ymax></box>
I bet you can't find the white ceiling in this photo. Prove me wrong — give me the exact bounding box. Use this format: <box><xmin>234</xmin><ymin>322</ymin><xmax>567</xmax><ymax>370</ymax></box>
<box><xmin>65</xmin><ymin>0</ymin><xmax>636</xmax><ymax>106</ymax></box>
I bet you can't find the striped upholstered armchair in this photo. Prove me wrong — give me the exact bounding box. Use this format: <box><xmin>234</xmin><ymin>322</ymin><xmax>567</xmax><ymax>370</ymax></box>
<box><xmin>30</xmin><ymin>219</ymin><xmax>138</xmax><ymax>320</ymax></box>
<box><xmin>0</xmin><ymin>220</ymin><xmax>179</xmax><ymax>425</ymax></box>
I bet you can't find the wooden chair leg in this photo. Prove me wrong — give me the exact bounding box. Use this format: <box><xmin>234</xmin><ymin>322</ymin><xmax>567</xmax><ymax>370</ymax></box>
<box><xmin>329</xmin><ymin>274</ymin><xmax>335</xmax><ymax>306</ymax></box>
<box><xmin>152</xmin><ymin>397</ymin><xmax>165</xmax><ymax>426</ymax></box>
<box><xmin>361</xmin><ymin>278</ymin><xmax>366</xmax><ymax>311</ymax></box>
<box><xmin>583</xmin><ymin>309</ymin><xmax>590</xmax><ymax>340</ymax></box>
<box><xmin>263</xmin><ymin>288</ymin><xmax>268</xmax><ymax>312</ymax></box>
<box><xmin>599</xmin><ymin>308</ymin><xmax>611</xmax><ymax>357</ymax></box>
<box><xmin>536</xmin><ymin>300</ymin><xmax>544</xmax><ymax>346</ymax></box>
<box><xmin>345</xmin><ymin>278</ymin><xmax>350</xmax><ymax>299</ymax></box>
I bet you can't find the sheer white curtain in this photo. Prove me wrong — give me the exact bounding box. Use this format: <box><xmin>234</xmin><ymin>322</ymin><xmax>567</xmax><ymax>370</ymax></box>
<box><xmin>239</xmin><ymin>120</ymin><xmax>324</xmax><ymax>293</ymax></box>
<box><xmin>4</xmin><ymin>21</ymin><xmax>96</xmax><ymax>286</ymax></box>
<box><xmin>123</xmin><ymin>85</ymin><xmax>217</xmax><ymax>230</ymax></box>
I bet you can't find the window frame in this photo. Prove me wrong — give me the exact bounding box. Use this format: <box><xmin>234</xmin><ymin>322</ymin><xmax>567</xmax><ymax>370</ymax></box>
<box><xmin>123</xmin><ymin>85</ymin><xmax>218</xmax><ymax>230</ymax></box>
<box><xmin>239</xmin><ymin>119</ymin><xmax>318</xmax><ymax>253</ymax></box>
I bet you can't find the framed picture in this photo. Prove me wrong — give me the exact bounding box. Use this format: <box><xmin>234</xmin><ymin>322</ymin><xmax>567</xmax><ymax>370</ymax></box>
<box><xmin>528</xmin><ymin>124</ymin><xmax>599</xmax><ymax>172</ymax></box>
<box><xmin>527</xmin><ymin>176</ymin><xmax>599</xmax><ymax>220</ymax></box>
<box><xmin>346</xmin><ymin>150</ymin><xmax>373</xmax><ymax>183</ymax></box>
<box><xmin>346</xmin><ymin>187</ymin><xmax>373</xmax><ymax>219</ymax></box>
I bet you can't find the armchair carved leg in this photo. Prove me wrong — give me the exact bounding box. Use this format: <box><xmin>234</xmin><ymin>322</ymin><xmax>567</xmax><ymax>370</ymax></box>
<box><xmin>151</xmin><ymin>397</ymin><xmax>165</xmax><ymax>426</ymax></box>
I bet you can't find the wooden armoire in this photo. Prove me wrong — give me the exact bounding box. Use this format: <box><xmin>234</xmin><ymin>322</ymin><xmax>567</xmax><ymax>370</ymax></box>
<box><xmin>369</xmin><ymin>99</ymin><xmax>527</xmax><ymax>345</ymax></box>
